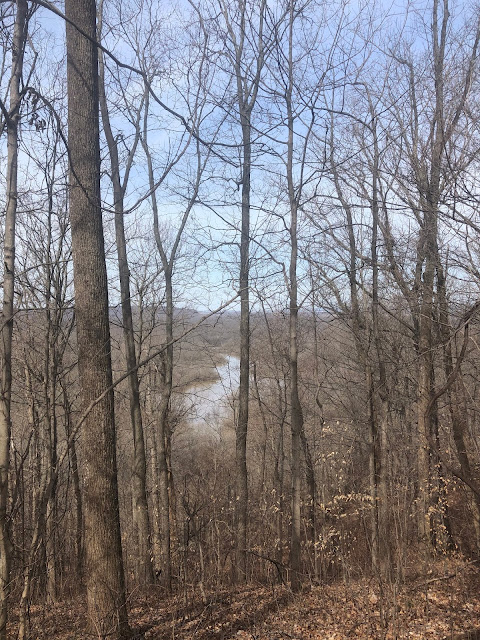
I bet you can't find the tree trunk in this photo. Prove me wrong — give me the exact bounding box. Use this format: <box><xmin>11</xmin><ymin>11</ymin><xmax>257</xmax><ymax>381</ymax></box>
<box><xmin>156</xmin><ymin>353</ymin><xmax>173</xmax><ymax>592</ymax></box>
<box><xmin>437</xmin><ymin>262</ymin><xmax>480</xmax><ymax>551</ymax></box>
<box><xmin>330</xmin><ymin>117</ymin><xmax>385</xmax><ymax>573</ymax></box>
<box><xmin>286</xmin><ymin>7</ymin><xmax>303</xmax><ymax>591</ymax></box>
<box><xmin>65</xmin><ymin>1</ymin><xmax>130</xmax><ymax>636</ymax></box>
<box><xmin>45</xmin><ymin>332</ymin><xmax>58</xmax><ymax>603</ymax></box>
<box><xmin>148</xmin><ymin>400</ymin><xmax>162</xmax><ymax>579</ymax></box>
<box><xmin>300</xmin><ymin>425</ymin><xmax>316</xmax><ymax>577</ymax></box>
<box><xmin>0</xmin><ymin>2</ymin><xmax>27</xmax><ymax>636</ymax></box>
<box><xmin>366</xmin><ymin>365</ymin><xmax>380</xmax><ymax>571</ymax></box>
<box><xmin>142</xmin><ymin>135</ymin><xmax>174</xmax><ymax>590</ymax></box>
<box><xmin>98</xmin><ymin>40</ymin><xmax>153</xmax><ymax>586</ymax></box>
<box><xmin>236</xmin><ymin>112</ymin><xmax>251</xmax><ymax>583</ymax></box>
<box><xmin>217</xmin><ymin>0</ymin><xmax>269</xmax><ymax>582</ymax></box>
<box><xmin>62</xmin><ymin>383</ymin><xmax>83</xmax><ymax>582</ymax></box>
<box><xmin>416</xmin><ymin>230</ymin><xmax>435</xmax><ymax>548</ymax></box>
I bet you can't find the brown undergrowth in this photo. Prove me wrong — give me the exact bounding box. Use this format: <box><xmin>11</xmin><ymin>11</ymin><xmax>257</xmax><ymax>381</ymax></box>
<box><xmin>8</xmin><ymin>558</ymin><xmax>480</xmax><ymax>639</ymax></box>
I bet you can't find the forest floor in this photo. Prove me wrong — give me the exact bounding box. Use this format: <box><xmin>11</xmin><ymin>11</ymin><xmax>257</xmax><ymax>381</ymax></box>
<box><xmin>9</xmin><ymin>556</ymin><xmax>480</xmax><ymax>639</ymax></box>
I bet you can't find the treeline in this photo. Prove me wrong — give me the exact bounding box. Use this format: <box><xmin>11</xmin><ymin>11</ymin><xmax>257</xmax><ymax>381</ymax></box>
<box><xmin>1</xmin><ymin>0</ymin><xmax>480</xmax><ymax>638</ymax></box>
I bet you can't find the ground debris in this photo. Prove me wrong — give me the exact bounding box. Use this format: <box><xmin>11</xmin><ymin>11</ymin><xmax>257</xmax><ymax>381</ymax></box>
<box><xmin>223</xmin><ymin>559</ymin><xmax>480</xmax><ymax>640</ymax></box>
<box><xmin>8</xmin><ymin>559</ymin><xmax>480</xmax><ymax>639</ymax></box>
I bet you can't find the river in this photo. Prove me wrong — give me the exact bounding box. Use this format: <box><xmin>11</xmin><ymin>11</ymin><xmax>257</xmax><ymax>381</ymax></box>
<box><xmin>186</xmin><ymin>355</ymin><xmax>240</xmax><ymax>432</ymax></box>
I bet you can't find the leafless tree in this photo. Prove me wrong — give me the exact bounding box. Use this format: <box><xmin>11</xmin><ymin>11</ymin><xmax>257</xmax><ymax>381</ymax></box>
<box><xmin>0</xmin><ymin>2</ymin><xmax>27</xmax><ymax>636</ymax></box>
<box><xmin>97</xmin><ymin>0</ymin><xmax>153</xmax><ymax>586</ymax></box>
<box><xmin>65</xmin><ymin>0</ymin><xmax>130</xmax><ymax>636</ymax></box>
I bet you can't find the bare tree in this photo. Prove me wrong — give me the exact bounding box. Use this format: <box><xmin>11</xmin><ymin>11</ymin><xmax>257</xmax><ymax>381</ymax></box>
<box><xmin>97</xmin><ymin>1</ymin><xmax>153</xmax><ymax>585</ymax></box>
<box><xmin>383</xmin><ymin>0</ymin><xmax>480</xmax><ymax>549</ymax></box>
<box><xmin>0</xmin><ymin>2</ymin><xmax>27</xmax><ymax>636</ymax></box>
<box><xmin>65</xmin><ymin>0</ymin><xmax>130</xmax><ymax>636</ymax></box>
<box><xmin>214</xmin><ymin>0</ymin><xmax>270</xmax><ymax>582</ymax></box>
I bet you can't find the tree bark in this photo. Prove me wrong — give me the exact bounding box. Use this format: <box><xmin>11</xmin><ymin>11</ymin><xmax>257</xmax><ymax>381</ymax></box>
<box><xmin>437</xmin><ymin>262</ymin><xmax>480</xmax><ymax>551</ymax></box>
<box><xmin>65</xmin><ymin>1</ymin><xmax>130</xmax><ymax>636</ymax></box>
<box><xmin>156</xmin><ymin>352</ymin><xmax>173</xmax><ymax>592</ymax></box>
<box><xmin>98</xmin><ymin>36</ymin><xmax>153</xmax><ymax>585</ymax></box>
<box><xmin>416</xmin><ymin>215</ymin><xmax>436</xmax><ymax>548</ymax></box>
<box><xmin>330</xmin><ymin>119</ymin><xmax>384</xmax><ymax>573</ymax></box>
<box><xmin>415</xmin><ymin>0</ymin><xmax>445</xmax><ymax>548</ymax></box>
<box><xmin>62</xmin><ymin>382</ymin><xmax>83</xmax><ymax>581</ymax></box>
<box><xmin>369</xmin><ymin>113</ymin><xmax>389</xmax><ymax>575</ymax></box>
<box><xmin>0</xmin><ymin>2</ymin><xmax>27</xmax><ymax>636</ymax></box>
<box><xmin>236</xmin><ymin>109</ymin><xmax>251</xmax><ymax>583</ymax></box>
<box><xmin>142</xmin><ymin>121</ymin><xmax>175</xmax><ymax>591</ymax></box>
<box><xmin>217</xmin><ymin>0</ymin><xmax>268</xmax><ymax>582</ymax></box>
<box><xmin>285</xmin><ymin>3</ymin><xmax>303</xmax><ymax>592</ymax></box>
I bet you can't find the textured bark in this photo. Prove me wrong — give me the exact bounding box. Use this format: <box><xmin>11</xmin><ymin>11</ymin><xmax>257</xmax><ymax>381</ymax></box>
<box><xmin>151</xmin><ymin>218</ymin><xmax>174</xmax><ymax>594</ymax></box>
<box><xmin>65</xmin><ymin>1</ymin><xmax>130</xmax><ymax>636</ymax></box>
<box><xmin>289</xmin><ymin>333</ymin><xmax>302</xmax><ymax>594</ymax></box>
<box><xmin>366</xmin><ymin>365</ymin><xmax>380</xmax><ymax>571</ymax></box>
<box><xmin>0</xmin><ymin>2</ymin><xmax>27</xmax><ymax>637</ymax></box>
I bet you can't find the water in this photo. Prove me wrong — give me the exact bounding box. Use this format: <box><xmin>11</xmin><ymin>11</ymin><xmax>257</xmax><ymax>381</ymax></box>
<box><xmin>186</xmin><ymin>355</ymin><xmax>240</xmax><ymax>432</ymax></box>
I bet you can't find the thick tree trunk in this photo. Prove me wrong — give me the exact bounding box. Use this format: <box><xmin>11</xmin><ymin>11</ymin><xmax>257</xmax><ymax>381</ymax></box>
<box><xmin>65</xmin><ymin>1</ymin><xmax>130</xmax><ymax>636</ymax></box>
<box><xmin>0</xmin><ymin>2</ymin><xmax>27</xmax><ymax>637</ymax></box>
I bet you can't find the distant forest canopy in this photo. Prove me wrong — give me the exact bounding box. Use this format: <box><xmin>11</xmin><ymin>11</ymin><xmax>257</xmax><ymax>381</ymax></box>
<box><xmin>1</xmin><ymin>0</ymin><xmax>480</xmax><ymax>638</ymax></box>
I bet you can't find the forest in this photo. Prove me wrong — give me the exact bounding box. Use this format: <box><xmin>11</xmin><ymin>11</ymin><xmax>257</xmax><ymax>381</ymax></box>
<box><xmin>1</xmin><ymin>0</ymin><xmax>480</xmax><ymax>638</ymax></box>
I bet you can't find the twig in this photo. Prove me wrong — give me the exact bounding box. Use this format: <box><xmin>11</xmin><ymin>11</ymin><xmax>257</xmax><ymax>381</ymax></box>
<box><xmin>246</xmin><ymin>550</ymin><xmax>288</xmax><ymax>587</ymax></box>
<box><xmin>417</xmin><ymin>560</ymin><xmax>479</xmax><ymax>587</ymax></box>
